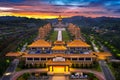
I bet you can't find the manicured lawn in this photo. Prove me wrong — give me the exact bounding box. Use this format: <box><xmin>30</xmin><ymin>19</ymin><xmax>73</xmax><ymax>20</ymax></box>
<box><xmin>49</xmin><ymin>31</ymin><xmax>58</xmax><ymax>41</ymax></box>
<box><xmin>49</xmin><ymin>30</ymin><xmax>70</xmax><ymax>41</ymax></box>
<box><xmin>62</xmin><ymin>31</ymin><xmax>70</xmax><ymax>41</ymax></box>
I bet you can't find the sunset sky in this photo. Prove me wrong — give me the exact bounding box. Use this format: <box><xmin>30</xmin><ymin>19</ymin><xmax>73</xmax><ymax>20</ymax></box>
<box><xmin>0</xmin><ymin>0</ymin><xmax>120</xmax><ymax>19</ymax></box>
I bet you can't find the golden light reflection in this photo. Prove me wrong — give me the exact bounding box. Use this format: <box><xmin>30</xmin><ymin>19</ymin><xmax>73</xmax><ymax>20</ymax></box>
<box><xmin>50</xmin><ymin>66</ymin><xmax>53</xmax><ymax>72</ymax></box>
<box><xmin>53</xmin><ymin>66</ymin><xmax>65</xmax><ymax>73</ymax></box>
<box><xmin>66</xmin><ymin>66</ymin><xmax>69</xmax><ymax>72</ymax></box>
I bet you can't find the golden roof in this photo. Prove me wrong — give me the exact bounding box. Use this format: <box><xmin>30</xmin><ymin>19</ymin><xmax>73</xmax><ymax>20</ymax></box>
<box><xmin>52</xmin><ymin>46</ymin><xmax>67</xmax><ymax>50</ymax></box>
<box><xmin>67</xmin><ymin>39</ymin><xmax>90</xmax><ymax>47</ymax></box>
<box><xmin>58</xmin><ymin>15</ymin><xmax>62</xmax><ymax>21</ymax></box>
<box><xmin>93</xmin><ymin>52</ymin><xmax>112</xmax><ymax>56</ymax></box>
<box><xmin>28</xmin><ymin>39</ymin><xmax>51</xmax><ymax>47</ymax></box>
<box><xmin>54</xmin><ymin>41</ymin><xmax>65</xmax><ymax>45</ymax></box>
<box><xmin>92</xmin><ymin>52</ymin><xmax>112</xmax><ymax>60</ymax></box>
<box><xmin>6</xmin><ymin>52</ymin><xmax>22</xmax><ymax>57</ymax></box>
<box><xmin>22</xmin><ymin>53</ymin><xmax>96</xmax><ymax>58</ymax></box>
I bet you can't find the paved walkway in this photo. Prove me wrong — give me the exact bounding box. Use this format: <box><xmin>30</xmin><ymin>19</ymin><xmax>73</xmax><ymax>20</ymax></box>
<box><xmin>57</xmin><ymin>30</ymin><xmax>62</xmax><ymax>41</ymax></box>
<box><xmin>11</xmin><ymin>69</ymin><xmax>47</xmax><ymax>80</ymax></box>
<box><xmin>1</xmin><ymin>59</ymin><xmax>19</xmax><ymax>80</ymax></box>
<box><xmin>51</xmin><ymin>76</ymin><xmax>66</xmax><ymax>80</ymax></box>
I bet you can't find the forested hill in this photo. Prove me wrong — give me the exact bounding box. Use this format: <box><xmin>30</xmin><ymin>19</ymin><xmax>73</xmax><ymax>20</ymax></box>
<box><xmin>65</xmin><ymin>16</ymin><xmax>120</xmax><ymax>28</ymax></box>
<box><xmin>0</xmin><ymin>16</ymin><xmax>48</xmax><ymax>28</ymax></box>
<box><xmin>47</xmin><ymin>16</ymin><xmax>120</xmax><ymax>30</ymax></box>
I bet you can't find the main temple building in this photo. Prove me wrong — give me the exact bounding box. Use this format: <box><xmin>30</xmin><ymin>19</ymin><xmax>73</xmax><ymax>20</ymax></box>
<box><xmin>6</xmin><ymin>15</ymin><xmax>112</xmax><ymax>74</ymax></box>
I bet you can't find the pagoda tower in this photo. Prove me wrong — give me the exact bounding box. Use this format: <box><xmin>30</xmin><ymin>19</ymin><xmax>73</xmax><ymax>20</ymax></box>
<box><xmin>58</xmin><ymin>15</ymin><xmax>62</xmax><ymax>23</ymax></box>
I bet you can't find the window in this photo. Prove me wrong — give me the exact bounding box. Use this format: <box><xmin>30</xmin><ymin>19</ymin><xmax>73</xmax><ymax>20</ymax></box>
<box><xmin>48</xmin><ymin>58</ymin><xmax>51</xmax><ymax>60</ymax></box>
<box><xmin>79</xmin><ymin>58</ymin><xmax>84</xmax><ymax>60</ymax></box>
<box><xmin>27</xmin><ymin>58</ymin><xmax>33</xmax><ymax>60</ymax></box>
<box><xmin>34</xmin><ymin>58</ymin><xmax>39</xmax><ymax>60</ymax></box>
<box><xmin>67</xmin><ymin>58</ymin><xmax>71</xmax><ymax>60</ymax></box>
<box><xmin>32</xmin><ymin>48</ymin><xmax>36</xmax><ymax>50</ymax></box>
<box><xmin>41</xmin><ymin>58</ymin><xmax>46</xmax><ymax>60</ymax></box>
<box><xmin>72</xmin><ymin>58</ymin><xmax>77</xmax><ymax>60</ymax></box>
<box><xmin>86</xmin><ymin>58</ymin><xmax>91</xmax><ymax>60</ymax></box>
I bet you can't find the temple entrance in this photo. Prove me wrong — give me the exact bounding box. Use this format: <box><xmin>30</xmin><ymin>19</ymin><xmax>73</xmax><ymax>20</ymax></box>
<box><xmin>53</xmin><ymin>66</ymin><xmax>65</xmax><ymax>73</ymax></box>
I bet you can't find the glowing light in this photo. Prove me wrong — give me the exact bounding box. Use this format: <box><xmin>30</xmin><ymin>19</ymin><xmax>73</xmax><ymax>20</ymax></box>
<box><xmin>66</xmin><ymin>66</ymin><xmax>69</xmax><ymax>72</ymax></box>
<box><xmin>4</xmin><ymin>72</ymin><xmax>11</xmax><ymax>76</ymax></box>
<box><xmin>53</xmin><ymin>66</ymin><xmax>65</xmax><ymax>73</ymax></box>
<box><xmin>50</xmin><ymin>66</ymin><xmax>52</xmax><ymax>72</ymax></box>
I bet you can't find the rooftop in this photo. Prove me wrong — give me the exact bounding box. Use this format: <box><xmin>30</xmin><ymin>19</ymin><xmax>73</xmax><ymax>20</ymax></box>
<box><xmin>6</xmin><ymin>52</ymin><xmax>22</xmax><ymax>57</ymax></box>
<box><xmin>67</xmin><ymin>39</ymin><xmax>90</xmax><ymax>47</ymax></box>
<box><xmin>28</xmin><ymin>39</ymin><xmax>51</xmax><ymax>47</ymax></box>
<box><xmin>52</xmin><ymin>45</ymin><xmax>67</xmax><ymax>50</ymax></box>
<box><xmin>92</xmin><ymin>52</ymin><xmax>112</xmax><ymax>60</ymax></box>
<box><xmin>54</xmin><ymin>41</ymin><xmax>65</xmax><ymax>45</ymax></box>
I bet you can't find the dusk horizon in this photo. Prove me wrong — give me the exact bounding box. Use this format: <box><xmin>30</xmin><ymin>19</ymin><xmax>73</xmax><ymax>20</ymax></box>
<box><xmin>0</xmin><ymin>0</ymin><xmax>120</xmax><ymax>19</ymax></box>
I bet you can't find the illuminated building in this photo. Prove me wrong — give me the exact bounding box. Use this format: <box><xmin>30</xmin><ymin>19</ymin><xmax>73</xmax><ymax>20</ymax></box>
<box><xmin>6</xmin><ymin>15</ymin><xmax>112</xmax><ymax>74</ymax></box>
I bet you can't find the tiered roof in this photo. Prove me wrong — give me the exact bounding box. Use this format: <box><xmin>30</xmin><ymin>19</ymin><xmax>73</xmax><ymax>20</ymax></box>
<box><xmin>93</xmin><ymin>52</ymin><xmax>112</xmax><ymax>60</ymax></box>
<box><xmin>28</xmin><ymin>39</ymin><xmax>51</xmax><ymax>47</ymax></box>
<box><xmin>54</xmin><ymin>41</ymin><xmax>65</xmax><ymax>45</ymax></box>
<box><xmin>6</xmin><ymin>52</ymin><xmax>22</xmax><ymax>57</ymax></box>
<box><xmin>67</xmin><ymin>39</ymin><xmax>90</xmax><ymax>47</ymax></box>
<box><xmin>52</xmin><ymin>46</ymin><xmax>67</xmax><ymax>50</ymax></box>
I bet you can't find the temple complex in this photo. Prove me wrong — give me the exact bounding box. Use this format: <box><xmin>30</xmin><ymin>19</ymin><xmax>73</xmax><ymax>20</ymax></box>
<box><xmin>6</xmin><ymin>15</ymin><xmax>112</xmax><ymax>75</ymax></box>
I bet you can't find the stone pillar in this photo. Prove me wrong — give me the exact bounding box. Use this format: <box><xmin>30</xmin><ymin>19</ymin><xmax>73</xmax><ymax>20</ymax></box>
<box><xmin>91</xmin><ymin>58</ymin><xmax>92</xmax><ymax>61</ymax></box>
<box><xmin>77</xmin><ymin>58</ymin><xmax>79</xmax><ymax>61</ymax></box>
<box><xmin>84</xmin><ymin>58</ymin><xmax>86</xmax><ymax>61</ymax></box>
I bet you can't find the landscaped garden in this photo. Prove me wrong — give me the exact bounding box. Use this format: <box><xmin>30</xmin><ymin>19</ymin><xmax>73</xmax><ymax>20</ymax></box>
<box><xmin>62</xmin><ymin>31</ymin><xmax>70</xmax><ymax>41</ymax></box>
<box><xmin>49</xmin><ymin>31</ymin><xmax>58</xmax><ymax>41</ymax></box>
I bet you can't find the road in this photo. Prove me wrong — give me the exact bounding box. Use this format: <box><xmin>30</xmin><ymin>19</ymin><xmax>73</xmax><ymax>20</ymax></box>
<box><xmin>99</xmin><ymin>60</ymin><xmax>115</xmax><ymax>80</ymax></box>
<box><xmin>0</xmin><ymin>28</ymin><xmax>37</xmax><ymax>36</ymax></box>
<box><xmin>1</xmin><ymin>59</ymin><xmax>19</xmax><ymax>80</ymax></box>
<box><xmin>91</xmin><ymin>41</ymin><xmax>99</xmax><ymax>52</ymax></box>
<box><xmin>21</xmin><ymin>43</ymin><xmax>28</xmax><ymax>52</ymax></box>
<box><xmin>91</xmin><ymin>40</ymin><xmax>115</xmax><ymax>80</ymax></box>
<box><xmin>11</xmin><ymin>69</ymin><xmax>47</xmax><ymax>80</ymax></box>
<box><xmin>97</xmin><ymin>41</ymin><xmax>110</xmax><ymax>52</ymax></box>
<box><xmin>98</xmin><ymin>41</ymin><xmax>120</xmax><ymax>62</ymax></box>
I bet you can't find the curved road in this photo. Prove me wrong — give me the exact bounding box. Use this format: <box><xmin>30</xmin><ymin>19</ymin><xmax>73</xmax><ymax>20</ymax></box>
<box><xmin>11</xmin><ymin>69</ymin><xmax>47</xmax><ymax>80</ymax></box>
<box><xmin>11</xmin><ymin>68</ymin><xmax>104</xmax><ymax>80</ymax></box>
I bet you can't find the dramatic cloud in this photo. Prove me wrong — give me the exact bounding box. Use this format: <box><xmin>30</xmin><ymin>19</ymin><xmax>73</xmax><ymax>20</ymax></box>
<box><xmin>0</xmin><ymin>0</ymin><xmax>120</xmax><ymax>18</ymax></box>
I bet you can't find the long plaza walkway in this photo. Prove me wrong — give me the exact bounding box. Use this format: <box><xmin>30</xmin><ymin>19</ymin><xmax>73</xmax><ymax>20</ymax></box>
<box><xmin>57</xmin><ymin>30</ymin><xmax>62</xmax><ymax>41</ymax></box>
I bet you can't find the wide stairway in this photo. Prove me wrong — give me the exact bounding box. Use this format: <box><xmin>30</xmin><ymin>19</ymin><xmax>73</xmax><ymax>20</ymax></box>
<box><xmin>50</xmin><ymin>75</ymin><xmax>69</xmax><ymax>80</ymax></box>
